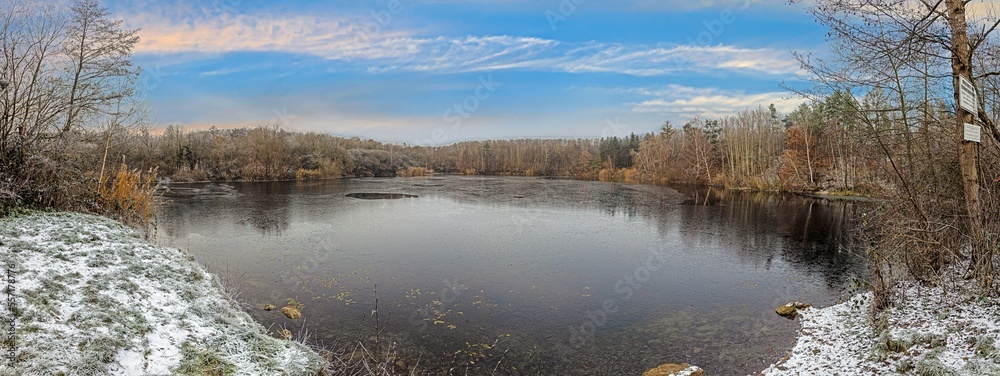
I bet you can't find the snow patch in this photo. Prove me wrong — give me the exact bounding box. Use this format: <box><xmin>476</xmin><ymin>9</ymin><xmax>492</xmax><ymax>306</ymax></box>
<box><xmin>762</xmin><ymin>281</ymin><xmax>1000</xmax><ymax>375</ymax></box>
<box><xmin>0</xmin><ymin>212</ymin><xmax>324</xmax><ymax>375</ymax></box>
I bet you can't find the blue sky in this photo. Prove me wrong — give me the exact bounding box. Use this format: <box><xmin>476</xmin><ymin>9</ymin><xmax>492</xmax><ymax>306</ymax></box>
<box><xmin>110</xmin><ymin>0</ymin><xmax>827</xmax><ymax>144</ymax></box>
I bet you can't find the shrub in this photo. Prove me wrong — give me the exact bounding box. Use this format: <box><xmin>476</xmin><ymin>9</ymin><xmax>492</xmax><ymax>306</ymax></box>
<box><xmin>91</xmin><ymin>163</ymin><xmax>160</xmax><ymax>228</ymax></box>
<box><xmin>397</xmin><ymin>166</ymin><xmax>433</xmax><ymax>177</ymax></box>
<box><xmin>622</xmin><ymin>168</ymin><xmax>640</xmax><ymax>183</ymax></box>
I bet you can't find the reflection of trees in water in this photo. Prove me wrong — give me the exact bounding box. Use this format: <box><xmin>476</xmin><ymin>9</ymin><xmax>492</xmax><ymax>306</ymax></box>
<box><xmin>663</xmin><ymin>185</ymin><xmax>865</xmax><ymax>288</ymax></box>
<box><xmin>155</xmin><ymin>202</ymin><xmax>194</xmax><ymax>241</ymax></box>
<box><xmin>596</xmin><ymin>184</ymin><xmax>639</xmax><ymax>217</ymax></box>
<box><xmin>670</xmin><ymin>184</ymin><xmax>728</xmax><ymax>206</ymax></box>
<box><xmin>157</xmin><ymin>182</ymin><xmax>292</xmax><ymax>238</ymax></box>
<box><xmin>161</xmin><ymin>179</ymin><xmax>862</xmax><ymax>286</ymax></box>
<box><xmin>415</xmin><ymin>177</ymin><xmax>863</xmax><ymax>288</ymax></box>
<box><xmin>155</xmin><ymin>192</ymin><xmax>240</xmax><ymax>242</ymax></box>
<box><xmin>430</xmin><ymin>177</ymin><xmax>668</xmax><ymax>218</ymax></box>
<box><xmin>238</xmin><ymin>207</ymin><xmax>290</xmax><ymax>236</ymax></box>
<box><xmin>234</xmin><ymin>182</ymin><xmax>292</xmax><ymax>236</ymax></box>
<box><xmin>775</xmin><ymin>198</ymin><xmax>861</xmax><ymax>287</ymax></box>
<box><xmin>156</xmin><ymin>177</ymin><xmax>865</xmax><ymax>375</ymax></box>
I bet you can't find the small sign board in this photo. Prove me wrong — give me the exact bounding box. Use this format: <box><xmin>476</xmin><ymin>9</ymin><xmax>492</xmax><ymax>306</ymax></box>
<box><xmin>959</xmin><ymin>76</ymin><xmax>978</xmax><ymax>114</ymax></box>
<box><xmin>964</xmin><ymin>123</ymin><xmax>981</xmax><ymax>143</ymax></box>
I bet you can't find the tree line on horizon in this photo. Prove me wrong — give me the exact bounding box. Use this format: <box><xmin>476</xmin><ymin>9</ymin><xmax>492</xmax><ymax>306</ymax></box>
<box><xmin>123</xmin><ymin>96</ymin><xmax>897</xmax><ymax>199</ymax></box>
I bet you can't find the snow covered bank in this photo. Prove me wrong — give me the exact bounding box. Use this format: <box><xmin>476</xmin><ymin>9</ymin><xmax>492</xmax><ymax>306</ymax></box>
<box><xmin>0</xmin><ymin>212</ymin><xmax>325</xmax><ymax>375</ymax></box>
<box><xmin>762</xmin><ymin>281</ymin><xmax>1000</xmax><ymax>375</ymax></box>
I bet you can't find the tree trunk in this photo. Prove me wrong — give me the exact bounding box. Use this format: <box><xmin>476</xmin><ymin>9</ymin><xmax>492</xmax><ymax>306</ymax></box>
<box><xmin>64</xmin><ymin>14</ymin><xmax>88</xmax><ymax>134</ymax></box>
<box><xmin>946</xmin><ymin>0</ymin><xmax>985</xmax><ymax>274</ymax></box>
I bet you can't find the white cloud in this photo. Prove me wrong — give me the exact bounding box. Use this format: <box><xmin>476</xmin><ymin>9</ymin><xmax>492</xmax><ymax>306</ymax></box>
<box><xmin>554</xmin><ymin>44</ymin><xmax>801</xmax><ymax>76</ymax></box>
<box><xmin>133</xmin><ymin>13</ymin><xmax>408</xmax><ymax>59</ymax></box>
<box><xmin>130</xmin><ymin>10</ymin><xmax>800</xmax><ymax>77</ymax></box>
<box><xmin>363</xmin><ymin>36</ymin><xmax>561</xmax><ymax>73</ymax></box>
<box><xmin>629</xmin><ymin>84</ymin><xmax>803</xmax><ymax>119</ymax></box>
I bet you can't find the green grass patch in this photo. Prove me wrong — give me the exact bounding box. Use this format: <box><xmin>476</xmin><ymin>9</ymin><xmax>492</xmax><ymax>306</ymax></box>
<box><xmin>175</xmin><ymin>341</ymin><xmax>238</xmax><ymax>376</ymax></box>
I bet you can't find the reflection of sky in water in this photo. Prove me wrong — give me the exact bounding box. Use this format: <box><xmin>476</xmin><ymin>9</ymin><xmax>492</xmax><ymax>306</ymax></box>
<box><xmin>155</xmin><ymin>177</ymin><xmax>866</xmax><ymax>375</ymax></box>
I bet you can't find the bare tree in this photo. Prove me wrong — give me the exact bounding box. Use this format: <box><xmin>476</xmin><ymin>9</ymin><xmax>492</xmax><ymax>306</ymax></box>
<box><xmin>62</xmin><ymin>0</ymin><xmax>139</xmax><ymax>134</ymax></box>
<box><xmin>0</xmin><ymin>0</ymin><xmax>66</xmax><ymax>208</ymax></box>
<box><xmin>792</xmin><ymin>0</ymin><xmax>1000</xmax><ymax>286</ymax></box>
<box><xmin>0</xmin><ymin>0</ymin><xmax>64</xmax><ymax>153</ymax></box>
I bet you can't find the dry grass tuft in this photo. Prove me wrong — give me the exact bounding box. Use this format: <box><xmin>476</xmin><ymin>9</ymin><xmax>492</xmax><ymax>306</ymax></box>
<box><xmin>92</xmin><ymin>163</ymin><xmax>160</xmax><ymax>228</ymax></box>
<box><xmin>396</xmin><ymin>167</ymin><xmax>434</xmax><ymax>177</ymax></box>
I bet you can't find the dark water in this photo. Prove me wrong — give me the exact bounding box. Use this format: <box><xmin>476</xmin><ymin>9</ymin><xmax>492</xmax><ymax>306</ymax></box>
<box><xmin>155</xmin><ymin>176</ymin><xmax>866</xmax><ymax>375</ymax></box>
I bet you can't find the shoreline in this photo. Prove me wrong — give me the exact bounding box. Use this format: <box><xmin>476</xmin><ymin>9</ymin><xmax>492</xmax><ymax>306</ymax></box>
<box><xmin>758</xmin><ymin>279</ymin><xmax>1000</xmax><ymax>375</ymax></box>
<box><xmin>160</xmin><ymin>173</ymin><xmax>883</xmax><ymax>204</ymax></box>
<box><xmin>790</xmin><ymin>191</ymin><xmax>885</xmax><ymax>203</ymax></box>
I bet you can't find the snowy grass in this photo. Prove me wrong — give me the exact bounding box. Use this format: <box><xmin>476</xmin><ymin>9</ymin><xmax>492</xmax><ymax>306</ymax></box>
<box><xmin>762</xmin><ymin>280</ymin><xmax>1000</xmax><ymax>375</ymax></box>
<box><xmin>0</xmin><ymin>212</ymin><xmax>325</xmax><ymax>375</ymax></box>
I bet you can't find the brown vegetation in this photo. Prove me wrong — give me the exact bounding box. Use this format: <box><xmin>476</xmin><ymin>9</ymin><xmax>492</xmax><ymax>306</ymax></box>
<box><xmin>0</xmin><ymin>0</ymin><xmax>153</xmax><ymax>227</ymax></box>
<box><xmin>91</xmin><ymin>163</ymin><xmax>159</xmax><ymax>228</ymax></box>
<box><xmin>396</xmin><ymin>166</ymin><xmax>433</xmax><ymax>177</ymax></box>
<box><xmin>793</xmin><ymin>0</ymin><xmax>1000</xmax><ymax>301</ymax></box>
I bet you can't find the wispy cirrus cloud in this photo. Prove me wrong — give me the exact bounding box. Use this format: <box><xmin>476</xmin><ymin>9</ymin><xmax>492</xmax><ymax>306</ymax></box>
<box><xmin>552</xmin><ymin>44</ymin><xmax>800</xmax><ymax>76</ymax></box>
<box><xmin>133</xmin><ymin>13</ymin><xmax>410</xmax><ymax>60</ymax></box>
<box><xmin>361</xmin><ymin>36</ymin><xmax>562</xmax><ymax>73</ymax></box>
<box><xmin>129</xmin><ymin>10</ymin><xmax>801</xmax><ymax>77</ymax></box>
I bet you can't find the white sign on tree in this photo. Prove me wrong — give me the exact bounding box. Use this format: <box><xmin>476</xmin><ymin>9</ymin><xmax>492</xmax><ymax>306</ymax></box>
<box><xmin>959</xmin><ymin>75</ymin><xmax>978</xmax><ymax>114</ymax></box>
<box><xmin>964</xmin><ymin>123</ymin><xmax>981</xmax><ymax>143</ymax></box>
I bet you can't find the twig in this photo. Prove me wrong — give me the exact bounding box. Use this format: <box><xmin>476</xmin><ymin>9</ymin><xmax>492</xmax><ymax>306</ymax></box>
<box><xmin>374</xmin><ymin>282</ymin><xmax>380</xmax><ymax>370</ymax></box>
<box><xmin>492</xmin><ymin>349</ymin><xmax>508</xmax><ymax>375</ymax></box>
